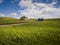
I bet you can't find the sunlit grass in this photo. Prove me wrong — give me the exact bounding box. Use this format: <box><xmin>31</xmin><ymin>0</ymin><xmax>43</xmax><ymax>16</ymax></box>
<box><xmin>0</xmin><ymin>19</ymin><xmax>60</xmax><ymax>45</ymax></box>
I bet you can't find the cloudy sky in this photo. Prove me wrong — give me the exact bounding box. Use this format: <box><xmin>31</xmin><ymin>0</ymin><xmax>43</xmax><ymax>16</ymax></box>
<box><xmin>0</xmin><ymin>0</ymin><xmax>60</xmax><ymax>19</ymax></box>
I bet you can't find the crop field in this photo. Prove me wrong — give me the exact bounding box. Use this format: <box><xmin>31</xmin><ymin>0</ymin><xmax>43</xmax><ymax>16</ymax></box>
<box><xmin>0</xmin><ymin>19</ymin><xmax>60</xmax><ymax>45</ymax></box>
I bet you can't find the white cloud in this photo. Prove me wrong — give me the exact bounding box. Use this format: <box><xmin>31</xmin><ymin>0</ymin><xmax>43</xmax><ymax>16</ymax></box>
<box><xmin>0</xmin><ymin>0</ymin><xmax>3</xmax><ymax>3</ymax></box>
<box><xmin>0</xmin><ymin>13</ymin><xmax>20</xmax><ymax>19</ymax></box>
<box><xmin>18</xmin><ymin>0</ymin><xmax>60</xmax><ymax>19</ymax></box>
<box><xmin>11</xmin><ymin>1</ymin><xmax>15</xmax><ymax>3</ymax></box>
<box><xmin>11</xmin><ymin>0</ymin><xmax>19</xmax><ymax>3</ymax></box>
<box><xmin>6</xmin><ymin>13</ymin><xmax>17</xmax><ymax>18</ymax></box>
<box><xmin>10</xmin><ymin>13</ymin><xmax>17</xmax><ymax>16</ymax></box>
<box><xmin>8</xmin><ymin>13</ymin><xmax>17</xmax><ymax>18</ymax></box>
<box><xmin>8</xmin><ymin>13</ymin><xmax>20</xmax><ymax>19</ymax></box>
<box><xmin>0</xmin><ymin>13</ymin><xmax>5</xmax><ymax>17</ymax></box>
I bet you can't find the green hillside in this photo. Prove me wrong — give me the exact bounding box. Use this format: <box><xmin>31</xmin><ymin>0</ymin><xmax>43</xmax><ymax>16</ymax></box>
<box><xmin>0</xmin><ymin>19</ymin><xmax>60</xmax><ymax>45</ymax></box>
<box><xmin>0</xmin><ymin>17</ymin><xmax>20</xmax><ymax>25</ymax></box>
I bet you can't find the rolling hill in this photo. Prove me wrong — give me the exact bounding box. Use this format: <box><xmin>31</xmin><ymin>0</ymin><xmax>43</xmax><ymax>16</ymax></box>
<box><xmin>0</xmin><ymin>17</ymin><xmax>20</xmax><ymax>25</ymax></box>
<box><xmin>0</xmin><ymin>19</ymin><xmax>60</xmax><ymax>45</ymax></box>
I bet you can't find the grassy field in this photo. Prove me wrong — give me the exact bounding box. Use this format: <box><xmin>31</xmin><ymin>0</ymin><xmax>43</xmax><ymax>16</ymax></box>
<box><xmin>0</xmin><ymin>19</ymin><xmax>60</xmax><ymax>45</ymax></box>
<box><xmin>0</xmin><ymin>17</ymin><xmax>20</xmax><ymax>25</ymax></box>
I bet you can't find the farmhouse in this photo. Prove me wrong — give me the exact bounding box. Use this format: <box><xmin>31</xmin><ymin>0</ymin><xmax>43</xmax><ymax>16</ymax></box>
<box><xmin>20</xmin><ymin>16</ymin><xmax>28</xmax><ymax>20</ymax></box>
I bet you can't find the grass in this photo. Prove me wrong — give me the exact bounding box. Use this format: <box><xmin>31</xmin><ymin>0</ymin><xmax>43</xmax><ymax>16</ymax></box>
<box><xmin>0</xmin><ymin>19</ymin><xmax>60</xmax><ymax>45</ymax></box>
<box><xmin>0</xmin><ymin>17</ymin><xmax>20</xmax><ymax>25</ymax></box>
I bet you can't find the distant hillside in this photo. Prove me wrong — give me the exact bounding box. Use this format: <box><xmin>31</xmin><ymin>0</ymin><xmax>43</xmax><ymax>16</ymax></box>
<box><xmin>0</xmin><ymin>17</ymin><xmax>60</xmax><ymax>25</ymax></box>
<box><xmin>0</xmin><ymin>17</ymin><xmax>20</xmax><ymax>25</ymax></box>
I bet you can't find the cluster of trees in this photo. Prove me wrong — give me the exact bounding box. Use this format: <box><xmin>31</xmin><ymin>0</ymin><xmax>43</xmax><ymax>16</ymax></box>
<box><xmin>37</xmin><ymin>18</ymin><xmax>44</xmax><ymax>21</ymax></box>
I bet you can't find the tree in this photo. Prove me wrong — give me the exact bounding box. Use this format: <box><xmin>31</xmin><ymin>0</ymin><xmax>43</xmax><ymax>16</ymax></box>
<box><xmin>37</xmin><ymin>18</ymin><xmax>44</xmax><ymax>21</ymax></box>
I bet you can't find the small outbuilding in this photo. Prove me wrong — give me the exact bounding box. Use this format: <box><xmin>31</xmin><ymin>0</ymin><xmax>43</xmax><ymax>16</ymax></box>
<box><xmin>20</xmin><ymin>16</ymin><xmax>28</xmax><ymax>20</ymax></box>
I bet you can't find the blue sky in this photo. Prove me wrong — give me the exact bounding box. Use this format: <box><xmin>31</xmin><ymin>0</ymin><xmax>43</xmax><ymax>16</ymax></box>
<box><xmin>0</xmin><ymin>0</ymin><xmax>60</xmax><ymax>19</ymax></box>
<box><xmin>0</xmin><ymin>0</ymin><xmax>20</xmax><ymax>15</ymax></box>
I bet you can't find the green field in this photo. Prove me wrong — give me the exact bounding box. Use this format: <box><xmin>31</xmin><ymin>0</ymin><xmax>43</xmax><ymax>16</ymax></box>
<box><xmin>0</xmin><ymin>17</ymin><xmax>20</xmax><ymax>25</ymax></box>
<box><xmin>0</xmin><ymin>19</ymin><xmax>60</xmax><ymax>45</ymax></box>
